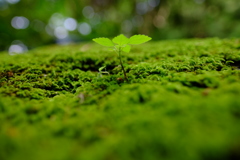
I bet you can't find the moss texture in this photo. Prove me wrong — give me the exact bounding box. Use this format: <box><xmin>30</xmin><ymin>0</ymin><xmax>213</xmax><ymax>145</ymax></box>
<box><xmin>0</xmin><ymin>38</ymin><xmax>240</xmax><ymax>160</ymax></box>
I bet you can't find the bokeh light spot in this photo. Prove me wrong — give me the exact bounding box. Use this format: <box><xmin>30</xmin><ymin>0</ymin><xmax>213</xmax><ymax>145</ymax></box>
<box><xmin>78</xmin><ymin>23</ymin><xmax>91</xmax><ymax>35</ymax></box>
<box><xmin>153</xmin><ymin>15</ymin><xmax>166</xmax><ymax>28</ymax></box>
<box><xmin>11</xmin><ymin>16</ymin><xmax>29</xmax><ymax>29</ymax></box>
<box><xmin>89</xmin><ymin>13</ymin><xmax>101</xmax><ymax>26</ymax></box>
<box><xmin>0</xmin><ymin>0</ymin><xmax>8</xmax><ymax>10</ymax></box>
<box><xmin>136</xmin><ymin>2</ymin><xmax>149</xmax><ymax>15</ymax></box>
<box><xmin>82</xmin><ymin>6</ymin><xmax>95</xmax><ymax>19</ymax></box>
<box><xmin>45</xmin><ymin>25</ymin><xmax>54</xmax><ymax>36</ymax></box>
<box><xmin>148</xmin><ymin>0</ymin><xmax>160</xmax><ymax>8</ymax></box>
<box><xmin>64</xmin><ymin>18</ymin><xmax>77</xmax><ymax>31</ymax></box>
<box><xmin>54</xmin><ymin>26</ymin><xmax>68</xmax><ymax>39</ymax></box>
<box><xmin>49</xmin><ymin>13</ymin><xmax>64</xmax><ymax>28</ymax></box>
<box><xmin>9</xmin><ymin>45</ymin><xmax>24</xmax><ymax>54</ymax></box>
<box><xmin>8</xmin><ymin>40</ymin><xmax>28</xmax><ymax>55</ymax></box>
<box><xmin>6</xmin><ymin>0</ymin><xmax>20</xmax><ymax>4</ymax></box>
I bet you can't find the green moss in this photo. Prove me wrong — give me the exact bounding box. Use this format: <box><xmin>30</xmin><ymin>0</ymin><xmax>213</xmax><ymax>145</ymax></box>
<box><xmin>0</xmin><ymin>38</ymin><xmax>240</xmax><ymax>160</ymax></box>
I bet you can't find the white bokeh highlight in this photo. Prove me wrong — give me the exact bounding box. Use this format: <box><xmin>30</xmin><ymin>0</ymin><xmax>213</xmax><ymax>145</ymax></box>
<box><xmin>11</xmin><ymin>16</ymin><xmax>29</xmax><ymax>29</ymax></box>
<box><xmin>6</xmin><ymin>0</ymin><xmax>20</xmax><ymax>4</ymax></box>
<box><xmin>54</xmin><ymin>26</ymin><xmax>68</xmax><ymax>39</ymax></box>
<box><xmin>8</xmin><ymin>41</ymin><xmax>28</xmax><ymax>55</ymax></box>
<box><xmin>64</xmin><ymin>18</ymin><xmax>77</xmax><ymax>31</ymax></box>
<box><xmin>78</xmin><ymin>23</ymin><xmax>91</xmax><ymax>35</ymax></box>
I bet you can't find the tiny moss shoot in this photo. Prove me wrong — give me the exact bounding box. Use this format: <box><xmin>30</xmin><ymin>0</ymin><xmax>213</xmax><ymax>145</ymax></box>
<box><xmin>97</xmin><ymin>66</ymin><xmax>109</xmax><ymax>79</ymax></box>
<box><xmin>93</xmin><ymin>34</ymin><xmax>152</xmax><ymax>82</ymax></box>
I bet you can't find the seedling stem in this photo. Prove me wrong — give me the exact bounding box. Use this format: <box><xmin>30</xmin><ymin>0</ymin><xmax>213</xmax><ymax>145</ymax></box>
<box><xmin>117</xmin><ymin>47</ymin><xmax>128</xmax><ymax>82</ymax></box>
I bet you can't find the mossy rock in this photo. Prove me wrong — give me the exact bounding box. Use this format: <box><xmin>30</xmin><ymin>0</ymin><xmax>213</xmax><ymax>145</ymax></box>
<box><xmin>0</xmin><ymin>38</ymin><xmax>240</xmax><ymax>160</ymax></box>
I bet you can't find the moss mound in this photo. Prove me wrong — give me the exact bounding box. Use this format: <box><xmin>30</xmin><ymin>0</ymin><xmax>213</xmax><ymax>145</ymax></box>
<box><xmin>0</xmin><ymin>38</ymin><xmax>240</xmax><ymax>160</ymax></box>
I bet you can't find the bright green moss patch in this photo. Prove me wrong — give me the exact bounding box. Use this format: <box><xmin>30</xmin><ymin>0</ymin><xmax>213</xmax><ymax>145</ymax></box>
<box><xmin>0</xmin><ymin>38</ymin><xmax>240</xmax><ymax>160</ymax></box>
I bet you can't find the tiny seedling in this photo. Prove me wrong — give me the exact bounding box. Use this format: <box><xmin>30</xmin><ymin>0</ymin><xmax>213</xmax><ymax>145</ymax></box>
<box><xmin>93</xmin><ymin>34</ymin><xmax>151</xmax><ymax>82</ymax></box>
<box><xmin>97</xmin><ymin>66</ymin><xmax>109</xmax><ymax>79</ymax></box>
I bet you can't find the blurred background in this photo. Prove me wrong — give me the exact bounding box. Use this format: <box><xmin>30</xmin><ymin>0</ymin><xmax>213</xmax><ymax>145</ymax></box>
<box><xmin>0</xmin><ymin>0</ymin><xmax>240</xmax><ymax>53</ymax></box>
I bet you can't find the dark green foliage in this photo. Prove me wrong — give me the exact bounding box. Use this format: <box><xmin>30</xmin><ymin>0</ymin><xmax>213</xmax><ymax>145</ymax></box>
<box><xmin>0</xmin><ymin>38</ymin><xmax>240</xmax><ymax>160</ymax></box>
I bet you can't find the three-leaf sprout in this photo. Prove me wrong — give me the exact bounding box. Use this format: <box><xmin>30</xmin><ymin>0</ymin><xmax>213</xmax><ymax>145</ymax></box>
<box><xmin>93</xmin><ymin>34</ymin><xmax>152</xmax><ymax>82</ymax></box>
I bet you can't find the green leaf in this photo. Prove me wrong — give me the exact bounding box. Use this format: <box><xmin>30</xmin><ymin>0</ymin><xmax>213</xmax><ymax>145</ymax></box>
<box><xmin>98</xmin><ymin>66</ymin><xmax>106</xmax><ymax>72</ymax></box>
<box><xmin>129</xmin><ymin>35</ymin><xmax>152</xmax><ymax>45</ymax></box>
<box><xmin>122</xmin><ymin>45</ymin><xmax>131</xmax><ymax>53</ymax></box>
<box><xmin>112</xmin><ymin>34</ymin><xmax>129</xmax><ymax>45</ymax></box>
<box><xmin>93</xmin><ymin>38</ymin><xmax>114</xmax><ymax>47</ymax></box>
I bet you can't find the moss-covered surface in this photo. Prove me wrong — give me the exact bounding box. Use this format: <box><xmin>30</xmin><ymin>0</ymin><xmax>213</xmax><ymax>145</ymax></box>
<box><xmin>0</xmin><ymin>38</ymin><xmax>240</xmax><ymax>160</ymax></box>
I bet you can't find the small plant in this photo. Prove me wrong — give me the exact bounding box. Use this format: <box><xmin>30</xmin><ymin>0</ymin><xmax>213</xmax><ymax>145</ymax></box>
<box><xmin>93</xmin><ymin>34</ymin><xmax>151</xmax><ymax>82</ymax></box>
<box><xmin>97</xmin><ymin>66</ymin><xmax>109</xmax><ymax>79</ymax></box>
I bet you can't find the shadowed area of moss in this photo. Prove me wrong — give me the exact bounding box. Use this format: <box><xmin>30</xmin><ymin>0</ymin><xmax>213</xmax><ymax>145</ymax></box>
<box><xmin>0</xmin><ymin>38</ymin><xmax>240</xmax><ymax>160</ymax></box>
